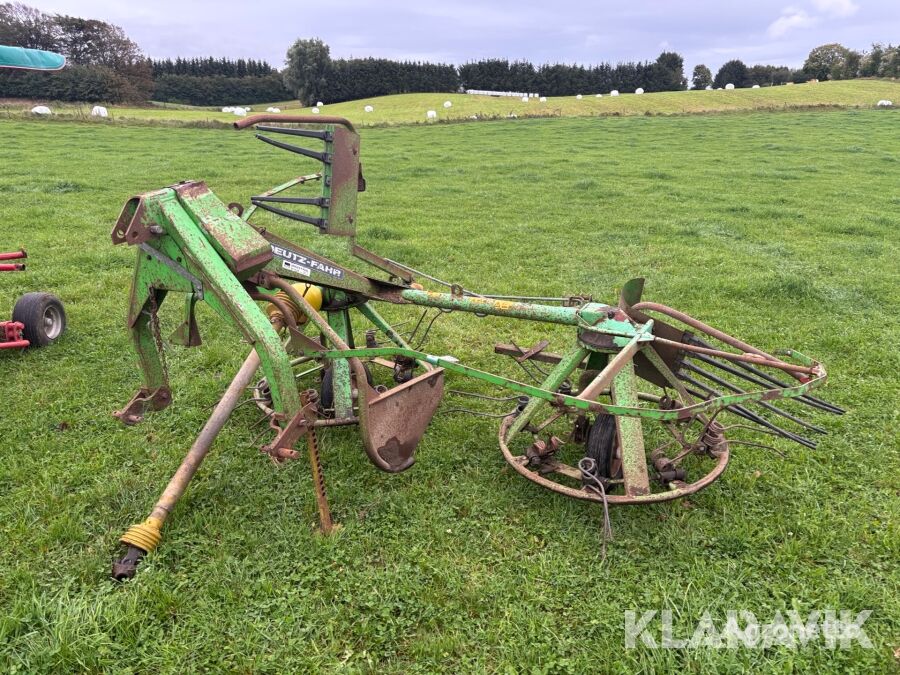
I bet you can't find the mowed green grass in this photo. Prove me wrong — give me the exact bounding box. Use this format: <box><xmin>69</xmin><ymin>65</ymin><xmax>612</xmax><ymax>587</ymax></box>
<box><xmin>0</xmin><ymin>109</ymin><xmax>898</xmax><ymax>672</ymax></box>
<box><xmin>3</xmin><ymin>78</ymin><xmax>898</xmax><ymax>127</ymax></box>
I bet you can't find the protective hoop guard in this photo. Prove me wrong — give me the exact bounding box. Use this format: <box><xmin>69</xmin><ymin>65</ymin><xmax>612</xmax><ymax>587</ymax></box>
<box><xmin>498</xmin><ymin>415</ymin><xmax>731</xmax><ymax>505</ymax></box>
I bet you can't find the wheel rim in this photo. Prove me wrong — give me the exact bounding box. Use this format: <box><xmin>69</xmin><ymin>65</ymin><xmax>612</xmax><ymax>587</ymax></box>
<box><xmin>43</xmin><ymin>305</ymin><xmax>63</xmax><ymax>340</ymax></box>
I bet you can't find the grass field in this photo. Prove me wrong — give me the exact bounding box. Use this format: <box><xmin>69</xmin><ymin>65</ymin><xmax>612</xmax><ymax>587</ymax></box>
<box><xmin>2</xmin><ymin>78</ymin><xmax>898</xmax><ymax>127</ymax></box>
<box><xmin>0</xmin><ymin>108</ymin><xmax>898</xmax><ymax>672</ymax></box>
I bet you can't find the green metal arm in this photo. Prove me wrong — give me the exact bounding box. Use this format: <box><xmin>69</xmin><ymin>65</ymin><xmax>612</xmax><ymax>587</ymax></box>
<box><xmin>304</xmin><ymin>345</ymin><xmax>827</xmax><ymax>422</ymax></box>
<box><xmin>115</xmin><ymin>185</ymin><xmax>301</xmax><ymax>421</ymax></box>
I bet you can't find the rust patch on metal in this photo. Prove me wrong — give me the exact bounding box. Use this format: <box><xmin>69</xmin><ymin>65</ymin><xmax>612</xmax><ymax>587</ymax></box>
<box><xmin>113</xmin><ymin>386</ymin><xmax>172</xmax><ymax>425</ymax></box>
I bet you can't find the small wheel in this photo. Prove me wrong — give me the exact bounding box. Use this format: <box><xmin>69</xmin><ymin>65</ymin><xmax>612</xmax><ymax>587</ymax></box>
<box><xmin>320</xmin><ymin>363</ymin><xmax>374</xmax><ymax>411</ymax></box>
<box><xmin>583</xmin><ymin>414</ymin><xmax>623</xmax><ymax>487</ymax></box>
<box><xmin>12</xmin><ymin>292</ymin><xmax>66</xmax><ymax>347</ymax></box>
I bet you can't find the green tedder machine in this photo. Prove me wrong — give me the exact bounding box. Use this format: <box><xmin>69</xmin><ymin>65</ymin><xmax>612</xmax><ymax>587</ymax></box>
<box><xmin>110</xmin><ymin>114</ymin><xmax>842</xmax><ymax>579</ymax></box>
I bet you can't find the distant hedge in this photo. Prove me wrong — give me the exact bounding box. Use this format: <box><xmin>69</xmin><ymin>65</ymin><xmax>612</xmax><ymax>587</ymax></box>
<box><xmin>151</xmin><ymin>73</ymin><xmax>290</xmax><ymax>106</ymax></box>
<box><xmin>326</xmin><ymin>58</ymin><xmax>460</xmax><ymax>103</ymax></box>
<box><xmin>0</xmin><ymin>64</ymin><xmax>147</xmax><ymax>102</ymax></box>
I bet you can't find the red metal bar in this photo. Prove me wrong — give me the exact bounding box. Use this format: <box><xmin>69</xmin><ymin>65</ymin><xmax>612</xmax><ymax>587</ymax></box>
<box><xmin>0</xmin><ymin>263</ymin><xmax>25</xmax><ymax>272</ymax></box>
<box><xmin>0</xmin><ymin>249</ymin><xmax>26</xmax><ymax>261</ymax></box>
<box><xmin>0</xmin><ymin>339</ymin><xmax>29</xmax><ymax>349</ymax></box>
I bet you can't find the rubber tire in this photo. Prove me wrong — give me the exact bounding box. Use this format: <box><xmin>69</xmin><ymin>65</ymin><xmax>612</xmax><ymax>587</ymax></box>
<box><xmin>12</xmin><ymin>292</ymin><xmax>66</xmax><ymax>347</ymax></box>
<box><xmin>583</xmin><ymin>413</ymin><xmax>623</xmax><ymax>485</ymax></box>
<box><xmin>320</xmin><ymin>363</ymin><xmax>374</xmax><ymax>411</ymax></box>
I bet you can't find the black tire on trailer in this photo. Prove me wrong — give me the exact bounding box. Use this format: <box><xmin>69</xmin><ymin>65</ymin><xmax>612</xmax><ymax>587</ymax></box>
<box><xmin>583</xmin><ymin>413</ymin><xmax>623</xmax><ymax>487</ymax></box>
<box><xmin>12</xmin><ymin>292</ymin><xmax>66</xmax><ymax>347</ymax></box>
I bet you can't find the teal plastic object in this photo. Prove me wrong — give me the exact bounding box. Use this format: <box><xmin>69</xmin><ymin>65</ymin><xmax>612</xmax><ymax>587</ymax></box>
<box><xmin>0</xmin><ymin>45</ymin><xmax>66</xmax><ymax>71</ymax></box>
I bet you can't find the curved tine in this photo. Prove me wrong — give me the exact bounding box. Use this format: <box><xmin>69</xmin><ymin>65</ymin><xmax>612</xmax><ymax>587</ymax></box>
<box><xmin>682</xmin><ymin>380</ymin><xmax>817</xmax><ymax>449</ymax></box>
<box><xmin>687</xmin><ymin>350</ymin><xmax>843</xmax><ymax>415</ymax></box>
<box><xmin>690</xmin><ymin>392</ymin><xmax>817</xmax><ymax>450</ymax></box>
<box><xmin>687</xmin><ymin>336</ymin><xmax>844</xmax><ymax>414</ymax></box>
<box><xmin>682</xmin><ymin>361</ymin><xmax>828</xmax><ymax>434</ymax></box>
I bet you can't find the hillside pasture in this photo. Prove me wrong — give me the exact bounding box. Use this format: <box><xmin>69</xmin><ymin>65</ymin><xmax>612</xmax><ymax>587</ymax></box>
<box><xmin>1</xmin><ymin>78</ymin><xmax>897</xmax><ymax>127</ymax></box>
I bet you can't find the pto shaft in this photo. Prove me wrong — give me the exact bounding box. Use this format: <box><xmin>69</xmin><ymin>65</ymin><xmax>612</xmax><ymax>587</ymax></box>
<box><xmin>112</xmin><ymin>347</ymin><xmax>263</xmax><ymax>580</ymax></box>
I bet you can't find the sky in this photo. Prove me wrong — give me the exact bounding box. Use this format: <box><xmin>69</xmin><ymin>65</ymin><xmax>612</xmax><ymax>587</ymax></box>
<box><xmin>29</xmin><ymin>0</ymin><xmax>900</xmax><ymax>74</ymax></box>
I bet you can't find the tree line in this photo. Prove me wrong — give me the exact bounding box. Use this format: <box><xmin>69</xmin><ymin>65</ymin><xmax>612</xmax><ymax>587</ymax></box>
<box><xmin>691</xmin><ymin>43</ymin><xmax>899</xmax><ymax>90</ymax></box>
<box><xmin>284</xmin><ymin>38</ymin><xmax>687</xmax><ymax>104</ymax></box>
<box><xmin>150</xmin><ymin>57</ymin><xmax>290</xmax><ymax>107</ymax></box>
<box><xmin>456</xmin><ymin>52</ymin><xmax>686</xmax><ymax>97</ymax></box>
<box><xmin>151</xmin><ymin>57</ymin><xmax>275</xmax><ymax>78</ymax></box>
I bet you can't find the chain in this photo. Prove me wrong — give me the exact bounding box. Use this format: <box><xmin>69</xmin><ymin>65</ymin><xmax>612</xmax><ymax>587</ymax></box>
<box><xmin>148</xmin><ymin>288</ymin><xmax>168</xmax><ymax>383</ymax></box>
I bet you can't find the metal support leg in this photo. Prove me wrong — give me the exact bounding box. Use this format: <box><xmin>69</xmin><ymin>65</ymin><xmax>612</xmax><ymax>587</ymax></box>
<box><xmin>611</xmin><ymin>361</ymin><xmax>651</xmax><ymax>497</ymax></box>
<box><xmin>504</xmin><ymin>346</ymin><xmax>589</xmax><ymax>440</ymax></box>
<box><xmin>326</xmin><ymin>298</ymin><xmax>354</xmax><ymax>419</ymax></box>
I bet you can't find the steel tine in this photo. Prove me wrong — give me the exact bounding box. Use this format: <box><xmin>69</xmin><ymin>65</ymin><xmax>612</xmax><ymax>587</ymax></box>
<box><xmin>256</xmin><ymin>125</ymin><xmax>331</xmax><ymax>141</ymax></box>
<box><xmin>681</xmin><ymin>376</ymin><xmax>817</xmax><ymax>449</ymax></box>
<box><xmin>687</xmin><ymin>336</ymin><xmax>845</xmax><ymax>414</ymax></box>
<box><xmin>682</xmin><ymin>361</ymin><xmax>828</xmax><ymax>434</ymax></box>
<box><xmin>252</xmin><ymin>195</ymin><xmax>329</xmax><ymax>207</ymax></box>
<box><xmin>255</xmin><ymin>134</ymin><xmax>330</xmax><ymax>163</ymax></box>
<box><xmin>249</xmin><ymin>200</ymin><xmax>325</xmax><ymax>228</ymax></box>
<box><xmin>686</xmin><ymin>349</ymin><xmax>844</xmax><ymax>415</ymax></box>
<box><xmin>689</xmin><ymin>390</ymin><xmax>818</xmax><ymax>450</ymax></box>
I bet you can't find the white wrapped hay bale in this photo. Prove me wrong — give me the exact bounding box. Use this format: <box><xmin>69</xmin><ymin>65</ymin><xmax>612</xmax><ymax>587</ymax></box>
<box><xmin>364</xmin><ymin>105</ymin><xmax>374</xmax><ymax>112</ymax></box>
<box><xmin>595</xmin><ymin>93</ymin><xmax>602</xmax><ymax>98</ymax></box>
<box><xmin>266</xmin><ymin>106</ymin><xmax>281</xmax><ymax>113</ymax></box>
<box><xmin>877</xmin><ymin>100</ymin><xmax>893</xmax><ymax>107</ymax></box>
<box><xmin>576</xmin><ymin>94</ymin><xmax>583</xmax><ymax>100</ymax></box>
<box><xmin>725</xmin><ymin>83</ymin><xmax>735</xmax><ymax>90</ymax></box>
<box><xmin>316</xmin><ymin>101</ymin><xmax>324</xmax><ymax>107</ymax></box>
<box><xmin>752</xmin><ymin>84</ymin><xmax>760</xmax><ymax>89</ymax></box>
<box><xmin>222</xmin><ymin>106</ymin><xmax>234</xmax><ymax>113</ymax></box>
<box><xmin>31</xmin><ymin>105</ymin><xmax>51</xmax><ymax>115</ymax></box>
<box><xmin>705</xmin><ymin>85</ymin><xmax>713</xmax><ymax>90</ymax></box>
<box><xmin>233</xmin><ymin>107</ymin><xmax>247</xmax><ymax>116</ymax></box>
<box><xmin>521</xmin><ymin>96</ymin><xmax>528</xmax><ymax>102</ymax></box>
<box><xmin>610</xmin><ymin>90</ymin><xmax>619</xmax><ymax>97</ymax></box>
<box><xmin>311</xmin><ymin>107</ymin><xmax>320</xmax><ymax>114</ymax></box>
<box><xmin>539</xmin><ymin>96</ymin><xmax>547</xmax><ymax>102</ymax></box>
<box><xmin>90</xmin><ymin>105</ymin><xmax>108</xmax><ymax>117</ymax></box>
<box><xmin>635</xmin><ymin>87</ymin><xmax>644</xmax><ymax>94</ymax></box>
<box><xmin>443</xmin><ymin>100</ymin><xmax>452</xmax><ymax>108</ymax></box>
<box><xmin>426</xmin><ymin>109</ymin><xmax>437</xmax><ymax>119</ymax></box>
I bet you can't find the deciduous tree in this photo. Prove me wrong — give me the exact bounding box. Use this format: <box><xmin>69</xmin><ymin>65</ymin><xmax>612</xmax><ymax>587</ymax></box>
<box><xmin>283</xmin><ymin>37</ymin><xmax>331</xmax><ymax>105</ymax></box>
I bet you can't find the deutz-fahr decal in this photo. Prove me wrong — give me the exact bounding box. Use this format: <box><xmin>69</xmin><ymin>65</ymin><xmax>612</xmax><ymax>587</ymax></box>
<box><xmin>270</xmin><ymin>244</ymin><xmax>344</xmax><ymax>279</ymax></box>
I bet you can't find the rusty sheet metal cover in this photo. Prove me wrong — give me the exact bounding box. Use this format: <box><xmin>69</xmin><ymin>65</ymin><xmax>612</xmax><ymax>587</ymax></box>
<box><xmin>617</xmin><ymin>277</ymin><xmax>689</xmax><ymax>388</ymax></box>
<box><xmin>173</xmin><ymin>181</ymin><xmax>272</xmax><ymax>277</ymax></box>
<box><xmin>360</xmin><ymin>368</ymin><xmax>444</xmax><ymax>472</ymax></box>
